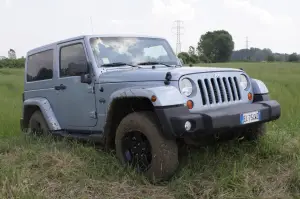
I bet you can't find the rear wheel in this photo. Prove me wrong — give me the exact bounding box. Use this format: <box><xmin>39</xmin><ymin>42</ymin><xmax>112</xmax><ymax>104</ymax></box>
<box><xmin>28</xmin><ymin>110</ymin><xmax>49</xmax><ymax>135</ymax></box>
<box><xmin>115</xmin><ymin>111</ymin><xmax>179</xmax><ymax>183</ymax></box>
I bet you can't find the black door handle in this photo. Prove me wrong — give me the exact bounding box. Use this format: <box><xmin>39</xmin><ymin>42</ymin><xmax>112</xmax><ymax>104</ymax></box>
<box><xmin>54</xmin><ymin>84</ymin><xmax>67</xmax><ymax>90</ymax></box>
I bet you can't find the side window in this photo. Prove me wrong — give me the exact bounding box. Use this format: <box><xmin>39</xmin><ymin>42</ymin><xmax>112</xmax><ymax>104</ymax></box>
<box><xmin>26</xmin><ymin>50</ymin><xmax>53</xmax><ymax>82</ymax></box>
<box><xmin>60</xmin><ymin>43</ymin><xmax>88</xmax><ymax>77</ymax></box>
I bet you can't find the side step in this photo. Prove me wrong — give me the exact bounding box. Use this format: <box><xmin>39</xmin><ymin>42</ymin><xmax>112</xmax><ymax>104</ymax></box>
<box><xmin>51</xmin><ymin>130</ymin><xmax>105</xmax><ymax>144</ymax></box>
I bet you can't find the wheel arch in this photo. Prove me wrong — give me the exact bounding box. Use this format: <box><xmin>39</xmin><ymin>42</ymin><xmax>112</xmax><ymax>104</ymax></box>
<box><xmin>251</xmin><ymin>78</ymin><xmax>269</xmax><ymax>95</ymax></box>
<box><xmin>104</xmin><ymin>96</ymin><xmax>156</xmax><ymax>149</ymax></box>
<box><xmin>23</xmin><ymin>97</ymin><xmax>61</xmax><ymax>131</ymax></box>
<box><xmin>103</xmin><ymin>86</ymin><xmax>185</xmax><ymax>149</ymax></box>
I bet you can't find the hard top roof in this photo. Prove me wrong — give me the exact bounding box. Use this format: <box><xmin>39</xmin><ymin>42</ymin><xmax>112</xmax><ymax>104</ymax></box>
<box><xmin>27</xmin><ymin>34</ymin><xmax>167</xmax><ymax>55</ymax></box>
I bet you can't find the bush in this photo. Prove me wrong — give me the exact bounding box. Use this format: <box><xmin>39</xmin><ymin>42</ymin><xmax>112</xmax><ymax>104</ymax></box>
<box><xmin>0</xmin><ymin>58</ymin><xmax>25</xmax><ymax>68</ymax></box>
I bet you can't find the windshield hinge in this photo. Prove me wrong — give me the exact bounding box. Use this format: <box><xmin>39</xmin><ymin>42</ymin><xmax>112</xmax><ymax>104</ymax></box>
<box><xmin>87</xmin><ymin>85</ymin><xmax>95</xmax><ymax>94</ymax></box>
<box><xmin>89</xmin><ymin>111</ymin><xmax>97</xmax><ymax>119</ymax></box>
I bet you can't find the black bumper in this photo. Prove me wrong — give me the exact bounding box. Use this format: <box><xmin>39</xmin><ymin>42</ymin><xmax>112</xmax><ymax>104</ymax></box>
<box><xmin>155</xmin><ymin>100</ymin><xmax>281</xmax><ymax>139</ymax></box>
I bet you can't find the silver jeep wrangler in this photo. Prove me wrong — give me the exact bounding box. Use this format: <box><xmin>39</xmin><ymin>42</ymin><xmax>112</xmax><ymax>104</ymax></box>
<box><xmin>20</xmin><ymin>35</ymin><xmax>281</xmax><ymax>182</ymax></box>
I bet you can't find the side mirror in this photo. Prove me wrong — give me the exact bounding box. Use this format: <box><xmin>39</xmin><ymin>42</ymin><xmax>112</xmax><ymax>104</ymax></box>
<box><xmin>68</xmin><ymin>62</ymin><xmax>92</xmax><ymax>84</ymax></box>
<box><xmin>68</xmin><ymin>62</ymin><xmax>89</xmax><ymax>76</ymax></box>
<box><xmin>81</xmin><ymin>74</ymin><xmax>92</xmax><ymax>84</ymax></box>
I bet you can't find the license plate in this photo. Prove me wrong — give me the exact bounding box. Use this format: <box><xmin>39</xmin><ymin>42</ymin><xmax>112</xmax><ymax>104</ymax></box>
<box><xmin>240</xmin><ymin>111</ymin><xmax>261</xmax><ymax>124</ymax></box>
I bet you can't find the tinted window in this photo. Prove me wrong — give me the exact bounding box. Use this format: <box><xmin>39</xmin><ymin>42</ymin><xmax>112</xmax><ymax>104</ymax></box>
<box><xmin>26</xmin><ymin>50</ymin><xmax>53</xmax><ymax>82</ymax></box>
<box><xmin>60</xmin><ymin>43</ymin><xmax>87</xmax><ymax>77</ymax></box>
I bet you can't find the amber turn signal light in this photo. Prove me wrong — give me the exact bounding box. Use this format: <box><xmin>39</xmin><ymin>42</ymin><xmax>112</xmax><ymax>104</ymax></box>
<box><xmin>248</xmin><ymin>92</ymin><xmax>253</xmax><ymax>100</ymax></box>
<box><xmin>151</xmin><ymin>95</ymin><xmax>157</xmax><ymax>102</ymax></box>
<box><xmin>187</xmin><ymin>100</ymin><xmax>194</xmax><ymax>109</ymax></box>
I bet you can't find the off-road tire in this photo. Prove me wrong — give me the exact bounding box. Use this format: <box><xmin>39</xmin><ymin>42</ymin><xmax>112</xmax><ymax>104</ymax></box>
<box><xmin>242</xmin><ymin>123</ymin><xmax>266</xmax><ymax>141</ymax></box>
<box><xmin>115</xmin><ymin>111</ymin><xmax>179</xmax><ymax>183</ymax></box>
<box><xmin>28</xmin><ymin>110</ymin><xmax>49</xmax><ymax>135</ymax></box>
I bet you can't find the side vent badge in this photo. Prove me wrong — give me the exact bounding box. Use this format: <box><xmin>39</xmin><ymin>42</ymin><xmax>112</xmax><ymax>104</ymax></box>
<box><xmin>164</xmin><ymin>72</ymin><xmax>172</xmax><ymax>85</ymax></box>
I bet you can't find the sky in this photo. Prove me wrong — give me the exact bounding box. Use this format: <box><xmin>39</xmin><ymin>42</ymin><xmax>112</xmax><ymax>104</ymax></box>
<box><xmin>0</xmin><ymin>0</ymin><xmax>299</xmax><ymax>58</ymax></box>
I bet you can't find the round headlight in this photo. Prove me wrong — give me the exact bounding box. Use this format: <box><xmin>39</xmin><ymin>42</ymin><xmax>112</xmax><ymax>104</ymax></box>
<box><xmin>179</xmin><ymin>78</ymin><xmax>193</xmax><ymax>97</ymax></box>
<box><xmin>240</xmin><ymin>74</ymin><xmax>249</xmax><ymax>90</ymax></box>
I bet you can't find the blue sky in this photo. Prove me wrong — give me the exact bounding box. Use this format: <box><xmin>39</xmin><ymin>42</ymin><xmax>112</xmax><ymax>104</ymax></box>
<box><xmin>0</xmin><ymin>0</ymin><xmax>299</xmax><ymax>57</ymax></box>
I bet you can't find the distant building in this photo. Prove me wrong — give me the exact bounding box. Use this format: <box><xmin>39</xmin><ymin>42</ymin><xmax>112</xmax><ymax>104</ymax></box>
<box><xmin>0</xmin><ymin>56</ymin><xmax>6</xmax><ymax>60</ymax></box>
<box><xmin>8</xmin><ymin>49</ymin><xmax>16</xmax><ymax>59</ymax></box>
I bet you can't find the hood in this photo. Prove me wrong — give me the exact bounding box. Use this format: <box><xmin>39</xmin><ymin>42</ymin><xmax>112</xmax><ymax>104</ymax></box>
<box><xmin>97</xmin><ymin>65</ymin><xmax>242</xmax><ymax>83</ymax></box>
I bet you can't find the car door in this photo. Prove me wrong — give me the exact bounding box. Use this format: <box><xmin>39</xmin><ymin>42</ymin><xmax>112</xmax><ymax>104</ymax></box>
<box><xmin>54</xmin><ymin>40</ymin><xmax>97</xmax><ymax>130</ymax></box>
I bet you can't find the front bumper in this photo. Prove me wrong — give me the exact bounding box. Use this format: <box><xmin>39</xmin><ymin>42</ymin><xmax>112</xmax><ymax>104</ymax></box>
<box><xmin>155</xmin><ymin>100</ymin><xmax>281</xmax><ymax>139</ymax></box>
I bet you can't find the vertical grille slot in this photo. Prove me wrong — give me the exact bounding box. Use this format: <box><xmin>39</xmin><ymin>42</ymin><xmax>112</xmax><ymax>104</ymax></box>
<box><xmin>233</xmin><ymin>77</ymin><xmax>241</xmax><ymax>100</ymax></box>
<box><xmin>210</xmin><ymin>78</ymin><xmax>219</xmax><ymax>103</ymax></box>
<box><xmin>222</xmin><ymin>77</ymin><xmax>231</xmax><ymax>101</ymax></box>
<box><xmin>228</xmin><ymin>77</ymin><xmax>236</xmax><ymax>101</ymax></box>
<box><xmin>217</xmin><ymin>78</ymin><xmax>225</xmax><ymax>102</ymax></box>
<box><xmin>198</xmin><ymin>80</ymin><xmax>207</xmax><ymax>105</ymax></box>
<box><xmin>204</xmin><ymin>79</ymin><xmax>213</xmax><ymax>104</ymax></box>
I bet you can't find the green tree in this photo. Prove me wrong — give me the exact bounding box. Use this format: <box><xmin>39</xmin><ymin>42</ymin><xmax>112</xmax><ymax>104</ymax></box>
<box><xmin>177</xmin><ymin>52</ymin><xmax>190</xmax><ymax>64</ymax></box>
<box><xmin>288</xmin><ymin>53</ymin><xmax>299</xmax><ymax>62</ymax></box>
<box><xmin>197</xmin><ymin>30</ymin><xmax>234</xmax><ymax>63</ymax></box>
<box><xmin>187</xmin><ymin>46</ymin><xmax>199</xmax><ymax>63</ymax></box>
<box><xmin>0</xmin><ymin>58</ymin><xmax>25</xmax><ymax>68</ymax></box>
<box><xmin>188</xmin><ymin>46</ymin><xmax>196</xmax><ymax>56</ymax></box>
<box><xmin>266</xmin><ymin>55</ymin><xmax>275</xmax><ymax>62</ymax></box>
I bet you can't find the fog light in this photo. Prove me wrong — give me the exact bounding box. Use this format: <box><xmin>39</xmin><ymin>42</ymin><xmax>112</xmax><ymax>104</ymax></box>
<box><xmin>184</xmin><ymin>121</ymin><xmax>192</xmax><ymax>131</ymax></box>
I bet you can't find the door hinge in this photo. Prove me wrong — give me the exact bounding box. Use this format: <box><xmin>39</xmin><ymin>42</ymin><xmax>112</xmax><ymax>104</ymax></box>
<box><xmin>88</xmin><ymin>85</ymin><xmax>95</xmax><ymax>94</ymax></box>
<box><xmin>89</xmin><ymin>111</ymin><xmax>97</xmax><ymax>119</ymax></box>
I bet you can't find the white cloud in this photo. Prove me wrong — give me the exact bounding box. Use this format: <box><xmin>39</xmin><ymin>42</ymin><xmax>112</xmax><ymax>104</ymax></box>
<box><xmin>111</xmin><ymin>20</ymin><xmax>122</xmax><ymax>25</ymax></box>
<box><xmin>223</xmin><ymin>0</ymin><xmax>293</xmax><ymax>25</ymax></box>
<box><xmin>5</xmin><ymin>0</ymin><xmax>12</xmax><ymax>8</ymax></box>
<box><xmin>152</xmin><ymin>0</ymin><xmax>198</xmax><ymax>21</ymax></box>
<box><xmin>110</xmin><ymin>19</ymin><xmax>143</xmax><ymax>26</ymax></box>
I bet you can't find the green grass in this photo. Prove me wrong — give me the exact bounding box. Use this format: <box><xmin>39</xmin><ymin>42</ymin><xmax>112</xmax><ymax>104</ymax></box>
<box><xmin>0</xmin><ymin>62</ymin><xmax>300</xmax><ymax>198</ymax></box>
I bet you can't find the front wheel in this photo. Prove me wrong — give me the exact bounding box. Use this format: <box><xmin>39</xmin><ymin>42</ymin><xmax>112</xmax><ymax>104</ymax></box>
<box><xmin>115</xmin><ymin>111</ymin><xmax>179</xmax><ymax>183</ymax></box>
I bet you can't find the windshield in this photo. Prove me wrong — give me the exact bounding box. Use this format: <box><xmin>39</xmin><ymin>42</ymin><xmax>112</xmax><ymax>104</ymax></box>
<box><xmin>89</xmin><ymin>37</ymin><xmax>178</xmax><ymax>67</ymax></box>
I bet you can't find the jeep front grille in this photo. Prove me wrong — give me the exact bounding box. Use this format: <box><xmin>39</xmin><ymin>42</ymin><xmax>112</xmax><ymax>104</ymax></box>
<box><xmin>198</xmin><ymin>76</ymin><xmax>241</xmax><ymax>105</ymax></box>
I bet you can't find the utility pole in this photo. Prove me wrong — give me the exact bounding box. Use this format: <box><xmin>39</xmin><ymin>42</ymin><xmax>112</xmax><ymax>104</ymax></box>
<box><xmin>172</xmin><ymin>20</ymin><xmax>184</xmax><ymax>55</ymax></box>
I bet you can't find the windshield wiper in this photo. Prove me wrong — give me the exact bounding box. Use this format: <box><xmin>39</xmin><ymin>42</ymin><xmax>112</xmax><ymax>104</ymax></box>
<box><xmin>136</xmin><ymin>61</ymin><xmax>173</xmax><ymax>67</ymax></box>
<box><xmin>101</xmin><ymin>62</ymin><xmax>138</xmax><ymax>67</ymax></box>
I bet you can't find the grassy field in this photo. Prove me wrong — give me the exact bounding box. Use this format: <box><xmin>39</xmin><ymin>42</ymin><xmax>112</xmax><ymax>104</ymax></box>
<box><xmin>0</xmin><ymin>62</ymin><xmax>300</xmax><ymax>199</ymax></box>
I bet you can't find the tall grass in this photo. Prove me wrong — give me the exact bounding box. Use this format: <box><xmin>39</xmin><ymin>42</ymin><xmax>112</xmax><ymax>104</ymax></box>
<box><xmin>0</xmin><ymin>62</ymin><xmax>300</xmax><ymax>198</ymax></box>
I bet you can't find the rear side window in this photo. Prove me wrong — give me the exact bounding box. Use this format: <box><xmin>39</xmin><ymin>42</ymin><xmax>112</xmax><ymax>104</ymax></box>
<box><xmin>26</xmin><ymin>49</ymin><xmax>53</xmax><ymax>82</ymax></box>
<box><xmin>60</xmin><ymin>43</ymin><xmax>87</xmax><ymax>77</ymax></box>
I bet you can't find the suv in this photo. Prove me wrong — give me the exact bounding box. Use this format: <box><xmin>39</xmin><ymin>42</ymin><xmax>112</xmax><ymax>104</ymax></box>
<box><xmin>20</xmin><ymin>35</ymin><xmax>281</xmax><ymax>182</ymax></box>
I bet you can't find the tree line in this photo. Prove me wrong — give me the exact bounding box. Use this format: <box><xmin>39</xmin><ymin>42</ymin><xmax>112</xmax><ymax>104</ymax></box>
<box><xmin>178</xmin><ymin>30</ymin><xmax>300</xmax><ymax>64</ymax></box>
<box><xmin>0</xmin><ymin>57</ymin><xmax>25</xmax><ymax>68</ymax></box>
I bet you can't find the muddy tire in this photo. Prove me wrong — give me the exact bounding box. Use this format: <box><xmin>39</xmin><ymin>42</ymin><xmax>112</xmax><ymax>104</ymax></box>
<box><xmin>115</xmin><ymin>111</ymin><xmax>179</xmax><ymax>183</ymax></box>
<box><xmin>28</xmin><ymin>110</ymin><xmax>49</xmax><ymax>135</ymax></box>
<box><xmin>242</xmin><ymin>123</ymin><xmax>266</xmax><ymax>141</ymax></box>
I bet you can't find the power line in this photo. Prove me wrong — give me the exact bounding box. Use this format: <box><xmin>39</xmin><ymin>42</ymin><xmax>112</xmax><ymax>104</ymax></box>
<box><xmin>172</xmin><ymin>20</ymin><xmax>184</xmax><ymax>55</ymax></box>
